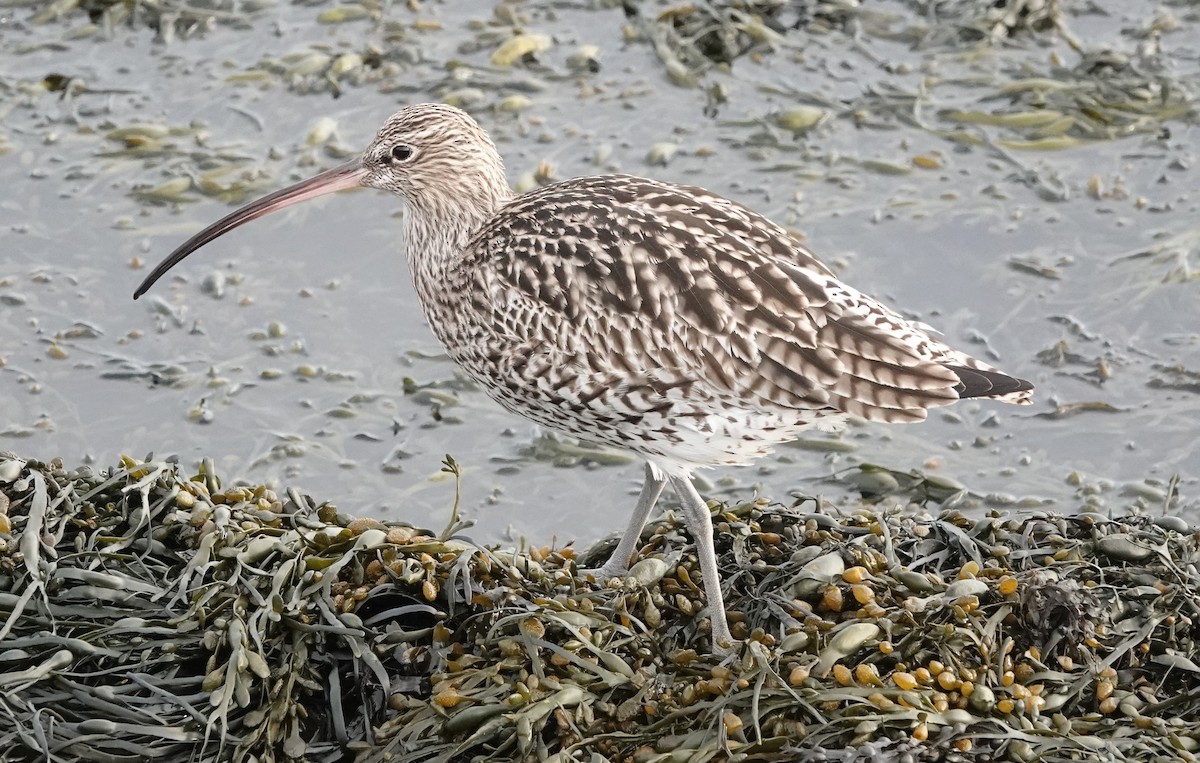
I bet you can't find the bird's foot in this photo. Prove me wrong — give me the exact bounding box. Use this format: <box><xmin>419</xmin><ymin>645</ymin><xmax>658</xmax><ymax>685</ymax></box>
<box><xmin>580</xmin><ymin>562</ymin><xmax>739</xmax><ymax>657</ymax></box>
<box><xmin>578</xmin><ymin>560</ymin><xmax>628</xmax><ymax>583</ymax></box>
<box><xmin>709</xmin><ymin>620</ymin><xmax>738</xmax><ymax>659</ymax></box>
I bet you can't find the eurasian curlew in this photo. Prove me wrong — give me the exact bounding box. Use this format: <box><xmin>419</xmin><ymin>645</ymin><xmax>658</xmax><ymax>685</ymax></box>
<box><xmin>135</xmin><ymin>104</ymin><xmax>1033</xmax><ymax>651</ymax></box>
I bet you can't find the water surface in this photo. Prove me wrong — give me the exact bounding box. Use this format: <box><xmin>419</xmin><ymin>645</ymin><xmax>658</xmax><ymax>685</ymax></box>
<box><xmin>1</xmin><ymin>0</ymin><xmax>1196</xmax><ymax>546</ymax></box>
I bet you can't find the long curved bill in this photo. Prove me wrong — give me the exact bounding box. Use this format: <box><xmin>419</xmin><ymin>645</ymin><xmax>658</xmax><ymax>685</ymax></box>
<box><xmin>133</xmin><ymin>159</ymin><xmax>369</xmax><ymax>299</ymax></box>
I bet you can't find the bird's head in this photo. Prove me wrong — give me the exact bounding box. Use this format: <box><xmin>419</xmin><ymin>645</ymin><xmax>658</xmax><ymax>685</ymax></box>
<box><xmin>133</xmin><ymin>103</ymin><xmax>508</xmax><ymax>300</ymax></box>
<box><xmin>361</xmin><ymin>103</ymin><xmax>508</xmax><ymax>212</ymax></box>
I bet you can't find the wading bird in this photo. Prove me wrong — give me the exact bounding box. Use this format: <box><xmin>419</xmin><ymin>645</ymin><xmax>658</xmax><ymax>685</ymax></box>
<box><xmin>135</xmin><ymin>104</ymin><xmax>1032</xmax><ymax>651</ymax></box>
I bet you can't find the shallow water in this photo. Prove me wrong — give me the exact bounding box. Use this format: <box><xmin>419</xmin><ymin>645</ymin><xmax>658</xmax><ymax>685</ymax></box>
<box><xmin>1</xmin><ymin>0</ymin><xmax>1196</xmax><ymax>546</ymax></box>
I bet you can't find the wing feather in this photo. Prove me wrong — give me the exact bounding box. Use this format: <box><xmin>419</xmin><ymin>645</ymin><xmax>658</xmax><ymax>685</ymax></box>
<box><xmin>465</xmin><ymin>174</ymin><xmax>1030</xmax><ymax>424</ymax></box>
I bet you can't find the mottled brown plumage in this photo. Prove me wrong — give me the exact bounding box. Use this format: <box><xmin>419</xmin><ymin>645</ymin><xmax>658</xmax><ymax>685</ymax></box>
<box><xmin>134</xmin><ymin>104</ymin><xmax>1033</xmax><ymax>652</ymax></box>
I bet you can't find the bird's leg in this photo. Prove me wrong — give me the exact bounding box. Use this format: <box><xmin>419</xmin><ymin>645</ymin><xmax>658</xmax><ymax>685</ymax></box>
<box><xmin>667</xmin><ymin>473</ymin><xmax>735</xmax><ymax>653</ymax></box>
<box><xmin>584</xmin><ymin>461</ymin><xmax>667</xmax><ymax>580</ymax></box>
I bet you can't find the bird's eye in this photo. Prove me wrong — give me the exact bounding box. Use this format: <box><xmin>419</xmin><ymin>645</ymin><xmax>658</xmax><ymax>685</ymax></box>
<box><xmin>390</xmin><ymin>144</ymin><xmax>414</xmax><ymax>162</ymax></box>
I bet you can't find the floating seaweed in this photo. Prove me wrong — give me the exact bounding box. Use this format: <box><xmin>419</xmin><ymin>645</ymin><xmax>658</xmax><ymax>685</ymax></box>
<box><xmin>625</xmin><ymin>0</ymin><xmax>868</xmax><ymax>76</ymax></box>
<box><xmin>2</xmin><ymin>453</ymin><xmax>1199</xmax><ymax>761</ymax></box>
<box><xmin>33</xmin><ymin>0</ymin><xmax>374</xmax><ymax>39</ymax></box>
<box><xmin>908</xmin><ymin>0</ymin><xmax>1073</xmax><ymax>46</ymax></box>
<box><xmin>940</xmin><ymin>53</ymin><xmax>1199</xmax><ymax>147</ymax></box>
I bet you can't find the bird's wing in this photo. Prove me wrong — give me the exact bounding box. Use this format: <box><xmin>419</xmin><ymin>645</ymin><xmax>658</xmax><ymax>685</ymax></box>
<box><xmin>466</xmin><ymin>175</ymin><xmax>1024</xmax><ymax>423</ymax></box>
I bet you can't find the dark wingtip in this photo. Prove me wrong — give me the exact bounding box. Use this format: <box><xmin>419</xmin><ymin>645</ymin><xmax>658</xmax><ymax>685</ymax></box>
<box><xmin>949</xmin><ymin>366</ymin><xmax>1034</xmax><ymax>399</ymax></box>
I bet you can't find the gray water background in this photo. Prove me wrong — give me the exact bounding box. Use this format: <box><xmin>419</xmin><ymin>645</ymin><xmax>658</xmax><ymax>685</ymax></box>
<box><xmin>1</xmin><ymin>0</ymin><xmax>1197</xmax><ymax>547</ymax></box>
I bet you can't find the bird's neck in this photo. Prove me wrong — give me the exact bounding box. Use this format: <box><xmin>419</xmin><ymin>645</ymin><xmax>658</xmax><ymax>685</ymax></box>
<box><xmin>403</xmin><ymin>177</ymin><xmax>512</xmax><ymax>326</ymax></box>
<box><xmin>404</xmin><ymin>183</ymin><xmax>509</xmax><ymax>265</ymax></box>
